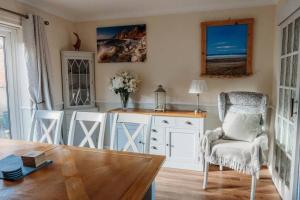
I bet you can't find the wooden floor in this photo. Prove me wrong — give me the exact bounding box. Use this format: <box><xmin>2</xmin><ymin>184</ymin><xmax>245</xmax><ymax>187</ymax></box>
<box><xmin>155</xmin><ymin>165</ymin><xmax>281</xmax><ymax>200</ymax></box>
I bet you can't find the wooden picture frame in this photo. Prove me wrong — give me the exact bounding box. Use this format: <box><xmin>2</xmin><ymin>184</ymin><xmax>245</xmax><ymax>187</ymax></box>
<box><xmin>201</xmin><ymin>18</ymin><xmax>254</xmax><ymax>77</ymax></box>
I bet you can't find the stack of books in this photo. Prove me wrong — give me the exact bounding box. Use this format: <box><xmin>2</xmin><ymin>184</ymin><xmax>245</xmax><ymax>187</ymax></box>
<box><xmin>21</xmin><ymin>151</ymin><xmax>46</xmax><ymax>168</ymax></box>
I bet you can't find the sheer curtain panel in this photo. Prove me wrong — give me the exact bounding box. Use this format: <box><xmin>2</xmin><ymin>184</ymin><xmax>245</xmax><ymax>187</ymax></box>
<box><xmin>22</xmin><ymin>14</ymin><xmax>53</xmax><ymax>110</ymax></box>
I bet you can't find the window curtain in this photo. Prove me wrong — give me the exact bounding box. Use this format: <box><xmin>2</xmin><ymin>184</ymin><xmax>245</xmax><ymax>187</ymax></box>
<box><xmin>22</xmin><ymin>14</ymin><xmax>53</xmax><ymax>110</ymax></box>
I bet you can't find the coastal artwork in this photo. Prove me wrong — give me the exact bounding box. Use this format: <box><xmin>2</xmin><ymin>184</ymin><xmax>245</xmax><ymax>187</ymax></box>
<box><xmin>201</xmin><ymin>19</ymin><xmax>253</xmax><ymax>77</ymax></box>
<box><xmin>96</xmin><ymin>24</ymin><xmax>146</xmax><ymax>63</ymax></box>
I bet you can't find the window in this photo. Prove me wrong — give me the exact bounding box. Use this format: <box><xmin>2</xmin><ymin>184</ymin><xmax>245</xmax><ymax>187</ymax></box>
<box><xmin>0</xmin><ymin>24</ymin><xmax>31</xmax><ymax>140</ymax></box>
<box><xmin>0</xmin><ymin>37</ymin><xmax>10</xmax><ymax>138</ymax></box>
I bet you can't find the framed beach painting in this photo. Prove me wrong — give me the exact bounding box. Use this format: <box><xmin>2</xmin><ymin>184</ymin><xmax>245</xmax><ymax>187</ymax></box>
<box><xmin>96</xmin><ymin>24</ymin><xmax>146</xmax><ymax>63</ymax></box>
<box><xmin>201</xmin><ymin>18</ymin><xmax>254</xmax><ymax>77</ymax></box>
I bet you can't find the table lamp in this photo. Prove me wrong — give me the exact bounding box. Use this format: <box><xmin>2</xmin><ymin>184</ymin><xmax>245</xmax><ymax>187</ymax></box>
<box><xmin>188</xmin><ymin>80</ymin><xmax>207</xmax><ymax>113</ymax></box>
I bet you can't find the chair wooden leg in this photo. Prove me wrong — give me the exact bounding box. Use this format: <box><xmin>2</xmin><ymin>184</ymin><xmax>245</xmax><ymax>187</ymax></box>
<box><xmin>203</xmin><ymin>161</ymin><xmax>209</xmax><ymax>189</ymax></box>
<box><xmin>256</xmin><ymin>168</ymin><xmax>260</xmax><ymax>180</ymax></box>
<box><xmin>250</xmin><ymin>174</ymin><xmax>257</xmax><ymax>200</ymax></box>
<box><xmin>219</xmin><ymin>165</ymin><xmax>223</xmax><ymax>171</ymax></box>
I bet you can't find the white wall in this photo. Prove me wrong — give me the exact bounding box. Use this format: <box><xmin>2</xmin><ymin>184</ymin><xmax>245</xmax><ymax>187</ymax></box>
<box><xmin>0</xmin><ymin>1</ymin><xmax>278</xmax><ymax>149</ymax></box>
<box><xmin>0</xmin><ymin>0</ymin><xmax>76</xmax><ymax>109</ymax></box>
<box><xmin>75</xmin><ymin>6</ymin><xmax>276</xmax><ymax>109</ymax></box>
<box><xmin>73</xmin><ymin>5</ymin><xmax>277</xmax><ymax>147</ymax></box>
<box><xmin>0</xmin><ymin>0</ymin><xmax>75</xmax><ymax>138</ymax></box>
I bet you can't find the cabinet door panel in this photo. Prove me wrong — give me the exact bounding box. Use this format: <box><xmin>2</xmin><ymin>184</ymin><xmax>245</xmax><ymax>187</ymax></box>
<box><xmin>62</xmin><ymin>51</ymin><xmax>95</xmax><ymax>109</ymax></box>
<box><xmin>166</xmin><ymin>128</ymin><xmax>198</xmax><ymax>163</ymax></box>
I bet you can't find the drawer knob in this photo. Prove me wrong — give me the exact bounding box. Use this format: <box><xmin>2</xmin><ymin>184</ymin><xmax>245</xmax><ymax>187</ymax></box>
<box><xmin>138</xmin><ymin>141</ymin><xmax>145</xmax><ymax>144</ymax></box>
<box><xmin>151</xmin><ymin>146</ymin><xmax>157</xmax><ymax>150</ymax></box>
<box><xmin>162</xmin><ymin>120</ymin><xmax>169</xmax><ymax>124</ymax></box>
<box><xmin>185</xmin><ymin>121</ymin><xmax>192</xmax><ymax>125</ymax></box>
<box><xmin>151</xmin><ymin>137</ymin><xmax>157</xmax><ymax>141</ymax></box>
<box><xmin>152</xmin><ymin>129</ymin><xmax>157</xmax><ymax>132</ymax></box>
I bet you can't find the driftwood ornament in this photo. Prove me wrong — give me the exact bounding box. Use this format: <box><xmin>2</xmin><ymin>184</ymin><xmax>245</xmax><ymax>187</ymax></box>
<box><xmin>73</xmin><ymin>32</ymin><xmax>81</xmax><ymax>51</ymax></box>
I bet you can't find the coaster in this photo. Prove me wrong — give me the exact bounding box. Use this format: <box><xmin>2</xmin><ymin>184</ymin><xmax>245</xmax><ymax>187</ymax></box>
<box><xmin>0</xmin><ymin>155</ymin><xmax>53</xmax><ymax>181</ymax></box>
<box><xmin>1</xmin><ymin>166</ymin><xmax>23</xmax><ymax>180</ymax></box>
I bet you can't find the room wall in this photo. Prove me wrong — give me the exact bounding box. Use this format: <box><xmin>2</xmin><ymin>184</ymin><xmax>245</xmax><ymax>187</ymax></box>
<box><xmin>0</xmin><ymin>0</ymin><xmax>75</xmax><ymax>138</ymax></box>
<box><xmin>73</xmin><ymin>5</ymin><xmax>276</xmax><ymax>147</ymax></box>
<box><xmin>74</xmin><ymin>5</ymin><xmax>276</xmax><ymax>134</ymax></box>
<box><xmin>75</xmin><ymin>6</ymin><xmax>276</xmax><ymax>108</ymax></box>
<box><xmin>0</xmin><ymin>1</ymin><xmax>278</xmax><ymax>149</ymax></box>
<box><xmin>0</xmin><ymin>0</ymin><xmax>76</xmax><ymax>109</ymax></box>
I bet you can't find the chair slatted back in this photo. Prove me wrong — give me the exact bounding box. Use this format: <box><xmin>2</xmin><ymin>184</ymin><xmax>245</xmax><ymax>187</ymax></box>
<box><xmin>110</xmin><ymin>113</ymin><xmax>152</xmax><ymax>153</ymax></box>
<box><xmin>29</xmin><ymin>110</ymin><xmax>64</xmax><ymax>144</ymax></box>
<box><xmin>67</xmin><ymin>111</ymin><xmax>107</xmax><ymax>149</ymax></box>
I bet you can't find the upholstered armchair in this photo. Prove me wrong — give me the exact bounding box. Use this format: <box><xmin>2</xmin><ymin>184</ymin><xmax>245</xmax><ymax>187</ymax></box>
<box><xmin>201</xmin><ymin>91</ymin><xmax>268</xmax><ymax>200</ymax></box>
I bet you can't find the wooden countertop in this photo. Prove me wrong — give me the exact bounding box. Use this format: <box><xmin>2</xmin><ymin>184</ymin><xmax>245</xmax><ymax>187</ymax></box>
<box><xmin>109</xmin><ymin>108</ymin><xmax>207</xmax><ymax>118</ymax></box>
<box><xmin>0</xmin><ymin>139</ymin><xmax>165</xmax><ymax>200</ymax></box>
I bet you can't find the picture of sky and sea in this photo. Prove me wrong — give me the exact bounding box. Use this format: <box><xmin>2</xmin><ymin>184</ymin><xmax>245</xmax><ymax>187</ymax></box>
<box><xmin>97</xmin><ymin>24</ymin><xmax>146</xmax><ymax>63</ymax></box>
<box><xmin>206</xmin><ymin>24</ymin><xmax>248</xmax><ymax>75</ymax></box>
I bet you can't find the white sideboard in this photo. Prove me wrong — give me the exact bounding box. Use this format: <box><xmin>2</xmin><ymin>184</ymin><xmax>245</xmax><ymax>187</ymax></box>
<box><xmin>109</xmin><ymin>109</ymin><xmax>206</xmax><ymax>171</ymax></box>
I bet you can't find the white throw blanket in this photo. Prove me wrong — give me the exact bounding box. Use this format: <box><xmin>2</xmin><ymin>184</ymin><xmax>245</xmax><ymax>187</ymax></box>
<box><xmin>200</xmin><ymin>128</ymin><xmax>268</xmax><ymax>175</ymax></box>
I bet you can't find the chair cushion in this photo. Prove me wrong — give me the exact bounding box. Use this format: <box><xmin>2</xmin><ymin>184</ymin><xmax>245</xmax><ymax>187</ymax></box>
<box><xmin>222</xmin><ymin>111</ymin><xmax>262</xmax><ymax>142</ymax></box>
<box><xmin>210</xmin><ymin>139</ymin><xmax>254</xmax><ymax>173</ymax></box>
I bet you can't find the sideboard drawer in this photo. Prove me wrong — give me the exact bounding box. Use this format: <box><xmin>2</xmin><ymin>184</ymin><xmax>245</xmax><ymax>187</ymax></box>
<box><xmin>149</xmin><ymin>144</ymin><xmax>165</xmax><ymax>155</ymax></box>
<box><xmin>150</xmin><ymin>127</ymin><xmax>165</xmax><ymax>145</ymax></box>
<box><xmin>175</xmin><ymin>117</ymin><xmax>201</xmax><ymax>129</ymax></box>
<box><xmin>153</xmin><ymin>116</ymin><xmax>175</xmax><ymax>127</ymax></box>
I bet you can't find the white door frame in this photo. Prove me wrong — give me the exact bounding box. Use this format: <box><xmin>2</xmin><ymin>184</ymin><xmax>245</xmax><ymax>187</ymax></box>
<box><xmin>273</xmin><ymin>8</ymin><xmax>300</xmax><ymax>200</ymax></box>
<box><xmin>0</xmin><ymin>24</ymin><xmax>23</xmax><ymax>139</ymax></box>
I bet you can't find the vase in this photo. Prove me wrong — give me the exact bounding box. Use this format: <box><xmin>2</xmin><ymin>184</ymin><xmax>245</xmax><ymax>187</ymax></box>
<box><xmin>120</xmin><ymin>92</ymin><xmax>129</xmax><ymax>110</ymax></box>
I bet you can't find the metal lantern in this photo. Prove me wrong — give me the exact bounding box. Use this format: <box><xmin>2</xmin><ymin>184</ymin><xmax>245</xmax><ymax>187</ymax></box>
<box><xmin>154</xmin><ymin>85</ymin><xmax>166</xmax><ymax>112</ymax></box>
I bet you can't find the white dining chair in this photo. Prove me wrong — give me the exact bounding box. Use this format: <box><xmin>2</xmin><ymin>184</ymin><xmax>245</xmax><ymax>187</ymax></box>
<box><xmin>110</xmin><ymin>113</ymin><xmax>152</xmax><ymax>153</ymax></box>
<box><xmin>28</xmin><ymin>110</ymin><xmax>64</xmax><ymax>145</ymax></box>
<box><xmin>67</xmin><ymin>111</ymin><xmax>107</xmax><ymax>149</ymax></box>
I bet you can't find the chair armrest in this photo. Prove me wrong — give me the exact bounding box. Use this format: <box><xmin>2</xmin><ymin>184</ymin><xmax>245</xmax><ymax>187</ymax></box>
<box><xmin>250</xmin><ymin>132</ymin><xmax>269</xmax><ymax>167</ymax></box>
<box><xmin>200</xmin><ymin>127</ymin><xmax>223</xmax><ymax>155</ymax></box>
<box><xmin>252</xmin><ymin>132</ymin><xmax>268</xmax><ymax>151</ymax></box>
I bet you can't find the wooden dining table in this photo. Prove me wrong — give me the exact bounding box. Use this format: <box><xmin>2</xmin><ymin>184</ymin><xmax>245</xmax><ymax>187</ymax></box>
<box><xmin>0</xmin><ymin>139</ymin><xmax>165</xmax><ymax>200</ymax></box>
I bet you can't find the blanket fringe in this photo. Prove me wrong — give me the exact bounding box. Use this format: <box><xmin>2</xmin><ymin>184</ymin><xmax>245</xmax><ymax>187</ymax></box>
<box><xmin>208</xmin><ymin>155</ymin><xmax>260</xmax><ymax>175</ymax></box>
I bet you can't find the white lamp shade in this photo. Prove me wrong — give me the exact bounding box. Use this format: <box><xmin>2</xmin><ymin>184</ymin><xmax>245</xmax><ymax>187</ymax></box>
<box><xmin>188</xmin><ymin>80</ymin><xmax>208</xmax><ymax>94</ymax></box>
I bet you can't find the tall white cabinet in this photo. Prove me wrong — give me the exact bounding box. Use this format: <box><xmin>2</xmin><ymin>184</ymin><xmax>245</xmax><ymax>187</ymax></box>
<box><xmin>61</xmin><ymin>51</ymin><xmax>95</xmax><ymax>109</ymax></box>
<box><xmin>61</xmin><ymin>51</ymin><xmax>98</xmax><ymax>143</ymax></box>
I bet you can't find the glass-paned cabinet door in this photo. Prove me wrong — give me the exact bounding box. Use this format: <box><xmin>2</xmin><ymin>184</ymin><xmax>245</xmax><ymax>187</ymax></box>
<box><xmin>274</xmin><ymin>12</ymin><xmax>300</xmax><ymax>200</ymax></box>
<box><xmin>62</xmin><ymin>51</ymin><xmax>95</xmax><ymax>109</ymax></box>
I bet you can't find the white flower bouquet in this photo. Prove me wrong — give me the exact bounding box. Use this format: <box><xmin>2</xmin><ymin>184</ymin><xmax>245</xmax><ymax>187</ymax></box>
<box><xmin>110</xmin><ymin>71</ymin><xmax>139</xmax><ymax>109</ymax></box>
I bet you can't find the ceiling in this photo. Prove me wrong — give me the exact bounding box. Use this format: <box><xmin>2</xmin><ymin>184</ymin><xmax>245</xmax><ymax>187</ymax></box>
<box><xmin>18</xmin><ymin>0</ymin><xmax>278</xmax><ymax>22</ymax></box>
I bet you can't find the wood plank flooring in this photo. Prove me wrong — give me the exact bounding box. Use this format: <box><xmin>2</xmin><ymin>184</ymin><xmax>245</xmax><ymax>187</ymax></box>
<box><xmin>155</xmin><ymin>165</ymin><xmax>281</xmax><ymax>200</ymax></box>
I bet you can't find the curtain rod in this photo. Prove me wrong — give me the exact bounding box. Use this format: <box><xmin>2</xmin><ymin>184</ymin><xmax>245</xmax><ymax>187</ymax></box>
<box><xmin>0</xmin><ymin>7</ymin><xmax>49</xmax><ymax>25</ymax></box>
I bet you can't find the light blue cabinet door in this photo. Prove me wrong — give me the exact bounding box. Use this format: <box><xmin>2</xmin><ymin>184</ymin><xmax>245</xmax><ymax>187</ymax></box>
<box><xmin>115</xmin><ymin>123</ymin><xmax>145</xmax><ymax>153</ymax></box>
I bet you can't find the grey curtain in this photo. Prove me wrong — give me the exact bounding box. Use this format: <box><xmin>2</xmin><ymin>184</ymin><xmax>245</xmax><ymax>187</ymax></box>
<box><xmin>22</xmin><ymin>14</ymin><xmax>53</xmax><ymax>110</ymax></box>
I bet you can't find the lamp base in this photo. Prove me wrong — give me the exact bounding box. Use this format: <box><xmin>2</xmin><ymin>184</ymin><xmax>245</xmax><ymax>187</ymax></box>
<box><xmin>194</xmin><ymin>108</ymin><xmax>205</xmax><ymax>114</ymax></box>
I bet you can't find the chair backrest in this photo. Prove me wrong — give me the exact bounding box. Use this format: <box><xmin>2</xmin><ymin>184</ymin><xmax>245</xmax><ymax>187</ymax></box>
<box><xmin>110</xmin><ymin>113</ymin><xmax>152</xmax><ymax>153</ymax></box>
<box><xmin>218</xmin><ymin>91</ymin><xmax>268</xmax><ymax>130</ymax></box>
<box><xmin>29</xmin><ymin>110</ymin><xmax>64</xmax><ymax>144</ymax></box>
<box><xmin>67</xmin><ymin>111</ymin><xmax>107</xmax><ymax>149</ymax></box>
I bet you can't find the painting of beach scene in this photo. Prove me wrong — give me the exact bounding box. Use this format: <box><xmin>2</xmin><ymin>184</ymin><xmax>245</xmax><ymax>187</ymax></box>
<box><xmin>201</xmin><ymin>19</ymin><xmax>253</xmax><ymax>77</ymax></box>
<box><xmin>97</xmin><ymin>24</ymin><xmax>146</xmax><ymax>63</ymax></box>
